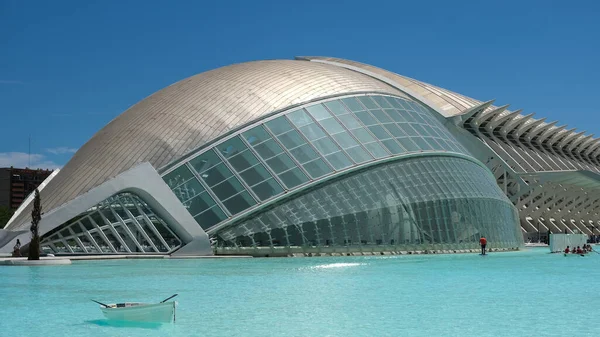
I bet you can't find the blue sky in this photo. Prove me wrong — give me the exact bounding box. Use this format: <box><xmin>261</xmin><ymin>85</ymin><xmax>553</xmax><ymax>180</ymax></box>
<box><xmin>1</xmin><ymin>0</ymin><xmax>599</xmax><ymax>169</ymax></box>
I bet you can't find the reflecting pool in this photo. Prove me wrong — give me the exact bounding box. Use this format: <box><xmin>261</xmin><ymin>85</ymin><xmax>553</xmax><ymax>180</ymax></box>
<box><xmin>0</xmin><ymin>248</ymin><xmax>598</xmax><ymax>337</ymax></box>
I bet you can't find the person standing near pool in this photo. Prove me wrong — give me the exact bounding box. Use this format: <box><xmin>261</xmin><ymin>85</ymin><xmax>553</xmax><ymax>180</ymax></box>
<box><xmin>479</xmin><ymin>236</ymin><xmax>487</xmax><ymax>255</ymax></box>
<box><xmin>12</xmin><ymin>239</ymin><xmax>21</xmax><ymax>257</ymax></box>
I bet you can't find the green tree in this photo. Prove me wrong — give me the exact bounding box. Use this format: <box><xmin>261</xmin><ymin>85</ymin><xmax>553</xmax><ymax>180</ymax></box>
<box><xmin>28</xmin><ymin>189</ymin><xmax>41</xmax><ymax>260</ymax></box>
<box><xmin>0</xmin><ymin>206</ymin><xmax>14</xmax><ymax>228</ymax></box>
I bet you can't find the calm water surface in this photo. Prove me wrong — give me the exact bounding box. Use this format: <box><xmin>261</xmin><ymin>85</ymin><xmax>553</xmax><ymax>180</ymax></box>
<box><xmin>1</xmin><ymin>247</ymin><xmax>598</xmax><ymax>337</ymax></box>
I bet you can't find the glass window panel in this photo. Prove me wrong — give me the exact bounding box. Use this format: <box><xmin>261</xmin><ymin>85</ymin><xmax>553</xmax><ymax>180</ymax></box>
<box><xmin>189</xmin><ymin>150</ymin><xmax>221</xmax><ymax>174</ymax></box>
<box><xmin>410</xmin><ymin>112</ymin><xmax>428</xmax><ymax>124</ymax></box>
<box><xmin>382</xmin><ymin>139</ymin><xmax>405</xmax><ymax>154</ymax></box>
<box><xmin>324</xmin><ymin>100</ymin><xmax>349</xmax><ymax>115</ymax></box>
<box><xmin>305</xmin><ymin>104</ymin><xmax>331</xmax><ymax>121</ymax></box>
<box><xmin>242</xmin><ymin>126</ymin><xmax>271</xmax><ymax>146</ymax></box>
<box><xmin>402</xmin><ymin>111</ymin><xmax>417</xmax><ymax>123</ymax></box>
<box><xmin>313</xmin><ymin>137</ymin><xmax>341</xmax><ymax>155</ymax></box>
<box><xmin>337</xmin><ymin>113</ymin><xmax>363</xmax><ymax>129</ymax></box>
<box><xmin>299</xmin><ymin>123</ymin><xmax>326</xmax><ymax>141</ymax></box>
<box><xmin>90</xmin><ymin>232</ymin><xmax>111</xmax><ymax>253</ymax></box>
<box><xmin>186</xmin><ymin>192</ymin><xmax>217</xmax><ymax>216</ymax></box>
<box><xmin>332</xmin><ymin>132</ymin><xmax>359</xmax><ymax>149</ymax></box>
<box><xmin>351</xmin><ymin>128</ymin><xmax>376</xmax><ymax>143</ymax></box>
<box><xmin>172</xmin><ymin>177</ymin><xmax>205</xmax><ymax>203</ymax></box>
<box><xmin>446</xmin><ymin>140</ymin><xmax>463</xmax><ymax>152</ymax></box>
<box><xmin>217</xmin><ymin>137</ymin><xmax>247</xmax><ymax>158</ymax></box>
<box><xmin>115</xmin><ymin>226</ymin><xmax>142</xmax><ymax>253</ymax></box>
<box><xmin>398</xmin><ymin>124</ymin><xmax>419</xmax><ymax>137</ymax></box>
<box><xmin>368</xmin><ymin>125</ymin><xmax>392</xmax><ymax>140</ymax></box>
<box><xmin>121</xmin><ymin>196</ymin><xmax>141</xmax><ymax>217</ymax></box>
<box><xmin>212</xmin><ymin>176</ymin><xmax>246</xmax><ymax>201</ymax></box>
<box><xmin>278</xmin><ymin>130</ymin><xmax>306</xmax><ymax>149</ymax></box>
<box><xmin>194</xmin><ymin>206</ymin><xmax>227</xmax><ymax>230</ymax></box>
<box><xmin>319</xmin><ymin>117</ymin><xmax>345</xmax><ymax>134</ymax></box>
<box><xmin>202</xmin><ymin>162</ymin><xmax>234</xmax><ymax>186</ymax></box>
<box><xmin>79</xmin><ymin>235</ymin><xmax>99</xmax><ymax>253</ymax></box>
<box><xmin>414</xmin><ymin>102</ymin><xmax>428</xmax><ymax>113</ymax></box>
<box><xmin>341</xmin><ymin>97</ymin><xmax>365</xmax><ymax>112</ymax></box>
<box><xmin>358</xmin><ymin>96</ymin><xmax>379</xmax><ymax>110</ymax></box>
<box><xmin>420</xmin><ymin>113</ymin><xmax>438</xmax><ymax>126</ymax></box>
<box><xmin>222</xmin><ymin>191</ymin><xmax>256</xmax><ymax>215</ymax></box>
<box><xmin>266</xmin><ymin>153</ymin><xmax>297</xmax><ymax>174</ymax></box>
<box><xmin>139</xmin><ymin>221</ymin><xmax>168</xmax><ymax>253</ymax></box>
<box><xmin>387</xmin><ymin>97</ymin><xmax>405</xmax><ymax>109</ymax></box>
<box><xmin>429</xmin><ymin>126</ymin><xmax>447</xmax><ymax>139</ymax></box>
<box><xmin>52</xmin><ymin>241</ymin><xmax>68</xmax><ymax>253</ymax></box>
<box><xmin>428</xmin><ymin>137</ymin><xmax>447</xmax><ymax>151</ymax></box>
<box><xmin>345</xmin><ymin>146</ymin><xmax>373</xmax><ymax>163</ymax></box>
<box><xmin>373</xmin><ymin>96</ymin><xmax>393</xmax><ymax>109</ymax></box>
<box><xmin>265</xmin><ymin>116</ymin><xmax>293</xmax><ymax>135</ymax></box>
<box><xmin>70</xmin><ymin>222</ymin><xmax>84</xmax><ymax>234</ymax></box>
<box><xmin>90</xmin><ymin>212</ymin><xmax>106</xmax><ymax>228</ymax></box>
<box><xmin>354</xmin><ymin>111</ymin><xmax>377</xmax><ymax>126</ymax></box>
<box><xmin>251</xmin><ymin>178</ymin><xmax>284</xmax><ymax>201</ymax></box>
<box><xmin>113</xmin><ymin>203</ymin><xmax>128</xmax><ymax>221</ymax></box>
<box><xmin>149</xmin><ymin>217</ymin><xmax>180</xmax><ymax>250</ymax></box>
<box><xmin>80</xmin><ymin>217</ymin><xmax>95</xmax><ymax>231</ymax></box>
<box><xmin>303</xmin><ymin>159</ymin><xmax>332</xmax><ymax>178</ymax></box>
<box><xmin>449</xmin><ymin>141</ymin><xmax>465</xmax><ymax>153</ymax></box>
<box><xmin>386</xmin><ymin>109</ymin><xmax>407</xmax><ymax>123</ymax></box>
<box><xmin>287</xmin><ymin>109</ymin><xmax>313</xmax><ymax>127</ymax></box>
<box><xmin>412</xmin><ymin>123</ymin><xmax>433</xmax><ymax>137</ymax></box>
<box><xmin>370</xmin><ymin>109</ymin><xmax>393</xmax><ymax>123</ymax></box>
<box><xmin>104</xmin><ymin>228</ymin><xmax>130</xmax><ymax>252</ymax></box>
<box><xmin>254</xmin><ymin>139</ymin><xmax>284</xmax><ymax>159</ymax></box>
<box><xmin>163</xmin><ymin>165</ymin><xmax>194</xmax><ymax>189</ymax></box>
<box><xmin>290</xmin><ymin>144</ymin><xmax>319</xmax><ymax>164</ymax></box>
<box><xmin>406</xmin><ymin>101</ymin><xmax>422</xmax><ymax>112</ymax></box>
<box><xmin>240</xmin><ymin>164</ymin><xmax>272</xmax><ymax>186</ymax></box>
<box><xmin>102</xmin><ymin>208</ymin><xmax>117</xmax><ymax>224</ymax></box>
<box><xmin>124</xmin><ymin>222</ymin><xmax>153</xmax><ymax>252</ymax></box>
<box><xmin>412</xmin><ymin>137</ymin><xmax>434</xmax><ymax>150</ymax></box>
<box><xmin>397</xmin><ymin>138</ymin><xmax>420</xmax><ymax>152</ymax></box>
<box><xmin>228</xmin><ymin>151</ymin><xmax>259</xmax><ymax>172</ymax></box>
<box><xmin>325</xmin><ymin>152</ymin><xmax>353</xmax><ymax>170</ymax></box>
<box><xmin>384</xmin><ymin>123</ymin><xmax>406</xmax><ymax>138</ymax></box>
<box><xmin>397</xmin><ymin>99</ymin><xmax>414</xmax><ymax>111</ymax></box>
<box><xmin>278</xmin><ymin>167</ymin><xmax>309</xmax><ymax>188</ymax></box>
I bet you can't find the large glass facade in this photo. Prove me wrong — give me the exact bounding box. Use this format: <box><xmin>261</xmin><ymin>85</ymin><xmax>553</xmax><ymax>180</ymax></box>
<box><xmin>162</xmin><ymin>94</ymin><xmax>469</xmax><ymax>231</ymax></box>
<box><xmin>40</xmin><ymin>193</ymin><xmax>181</xmax><ymax>254</ymax></box>
<box><xmin>214</xmin><ymin>156</ymin><xmax>522</xmax><ymax>251</ymax></box>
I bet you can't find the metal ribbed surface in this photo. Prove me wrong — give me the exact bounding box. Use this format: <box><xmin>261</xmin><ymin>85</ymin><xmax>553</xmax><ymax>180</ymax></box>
<box><xmin>298</xmin><ymin>56</ymin><xmax>484</xmax><ymax>117</ymax></box>
<box><xmin>8</xmin><ymin>60</ymin><xmax>404</xmax><ymax>229</ymax></box>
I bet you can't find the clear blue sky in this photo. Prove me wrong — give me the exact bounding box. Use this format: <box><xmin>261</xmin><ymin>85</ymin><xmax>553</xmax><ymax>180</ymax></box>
<box><xmin>1</xmin><ymin>0</ymin><xmax>599</xmax><ymax>169</ymax></box>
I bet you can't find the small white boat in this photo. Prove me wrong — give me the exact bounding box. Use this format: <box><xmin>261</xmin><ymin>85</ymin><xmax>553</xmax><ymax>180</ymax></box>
<box><xmin>93</xmin><ymin>294</ymin><xmax>177</xmax><ymax>323</ymax></box>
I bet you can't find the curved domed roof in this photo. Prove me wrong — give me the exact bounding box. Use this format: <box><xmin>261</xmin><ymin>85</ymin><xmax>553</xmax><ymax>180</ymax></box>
<box><xmin>8</xmin><ymin>59</ymin><xmax>405</xmax><ymax>229</ymax></box>
<box><xmin>298</xmin><ymin>56</ymin><xmax>486</xmax><ymax>117</ymax></box>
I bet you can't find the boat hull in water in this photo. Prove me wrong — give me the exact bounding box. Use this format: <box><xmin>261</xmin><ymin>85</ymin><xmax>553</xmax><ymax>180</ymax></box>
<box><xmin>100</xmin><ymin>302</ymin><xmax>176</xmax><ymax>323</ymax></box>
<box><xmin>563</xmin><ymin>253</ymin><xmax>585</xmax><ymax>257</ymax></box>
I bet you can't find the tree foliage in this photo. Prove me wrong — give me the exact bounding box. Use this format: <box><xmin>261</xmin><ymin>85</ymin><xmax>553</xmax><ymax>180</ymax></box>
<box><xmin>0</xmin><ymin>206</ymin><xmax>14</xmax><ymax>228</ymax></box>
<box><xmin>28</xmin><ymin>189</ymin><xmax>42</xmax><ymax>260</ymax></box>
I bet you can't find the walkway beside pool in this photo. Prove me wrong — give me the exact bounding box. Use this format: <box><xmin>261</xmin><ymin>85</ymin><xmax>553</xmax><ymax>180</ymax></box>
<box><xmin>0</xmin><ymin>254</ymin><xmax>253</xmax><ymax>264</ymax></box>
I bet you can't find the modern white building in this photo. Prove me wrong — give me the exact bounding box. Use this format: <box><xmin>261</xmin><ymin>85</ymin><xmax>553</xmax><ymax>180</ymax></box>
<box><xmin>4</xmin><ymin>56</ymin><xmax>591</xmax><ymax>257</ymax></box>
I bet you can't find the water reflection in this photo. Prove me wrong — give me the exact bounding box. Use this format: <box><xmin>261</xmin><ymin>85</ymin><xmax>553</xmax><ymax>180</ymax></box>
<box><xmin>85</xmin><ymin>319</ymin><xmax>163</xmax><ymax>330</ymax></box>
<box><xmin>312</xmin><ymin>262</ymin><xmax>364</xmax><ymax>269</ymax></box>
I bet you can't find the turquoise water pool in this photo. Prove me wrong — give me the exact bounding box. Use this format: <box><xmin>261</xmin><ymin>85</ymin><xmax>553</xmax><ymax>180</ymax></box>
<box><xmin>1</xmin><ymin>248</ymin><xmax>598</xmax><ymax>337</ymax></box>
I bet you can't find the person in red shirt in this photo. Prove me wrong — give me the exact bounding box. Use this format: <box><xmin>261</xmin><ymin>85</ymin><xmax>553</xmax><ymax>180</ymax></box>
<box><xmin>479</xmin><ymin>236</ymin><xmax>487</xmax><ymax>255</ymax></box>
<box><xmin>564</xmin><ymin>246</ymin><xmax>570</xmax><ymax>254</ymax></box>
<box><xmin>576</xmin><ymin>246</ymin><xmax>583</xmax><ymax>254</ymax></box>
